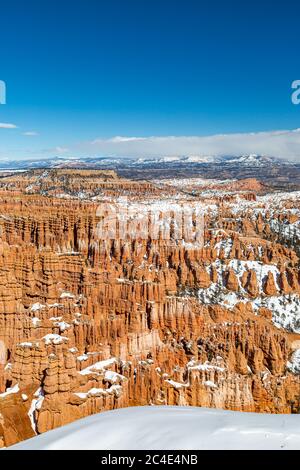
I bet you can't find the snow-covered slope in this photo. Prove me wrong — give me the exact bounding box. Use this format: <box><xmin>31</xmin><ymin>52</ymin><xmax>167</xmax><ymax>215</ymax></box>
<box><xmin>10</xmin><ymin>406</ymin><xmax>300</xmax><ymax>450</ymax></box>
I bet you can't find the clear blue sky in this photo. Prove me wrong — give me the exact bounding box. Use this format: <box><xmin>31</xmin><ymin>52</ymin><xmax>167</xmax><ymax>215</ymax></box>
<box><xmin>0</xmin><ymin>0</ymin><xmax>300</xmax><ymax>159</ymax></box>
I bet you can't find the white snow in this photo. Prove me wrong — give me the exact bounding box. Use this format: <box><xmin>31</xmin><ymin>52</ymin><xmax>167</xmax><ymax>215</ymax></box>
<box><xmin>73</xmin><ymin>385</ymin><xmax>122</xmax><ymax>400</ymax></box>
<box><xmin>60</xmin><ymin>291</ymin><xmax>75</xmax><ymax>299</ymax></box>
<box><xmin>0</xmin><ymin>383</ymin><xmax>19</xmax><ymax>399</ymax></box>
<box><xmin>78</xmin><ymin>357</ymin><xmax>117</xmax><ymax>375</ymax></box>
<box><xmin>42</xmin><ymin>334</ymin><xmax>68</xmax><ymax>345</ymax></box>
<box><xmin>197</xmin><ymin>282</ymin><xmax>246</xmax><ymax>310</ymax></box>
<box><xmin>104</xmin><ymin>370</ymin><xmax>126</xmax><ymax>384</ymax></box>
<box><xmin>187</xmin><ymin>359</ymin><xmax>225</xmax><ymax>373</ymax></box>
<box><xmin>28</xmin><ymin>388</ymin><xmax>44</xmax><ymax>433</ymax></box>
<box><xmin>31</xmin><ymin>317</ymin><xmax>41</xmax><ymax>327</ymax></box>
<box><xmin>287</xmin><ymin>349</ymin><xmax>300</xmax><ymax>374</ymax></box>
<box><xmin>204</xmin><ymin>380</ymin><xmax>217</xmax><ymax>388</ymax></box>
<box><xmin>228</xmin><ymin>259</ymin><xmax>280</xmax><ymax>293</ymax></box>
<box><xmin>76</xmin><ymin>351</ymin><xmax>100</xmax><ymax>362</ymax></box>
<box><xmin>10</xmin><ymin>406</ymin><xmax>300</xmax><ymax>450</ymax></box>
<box><xmin>74</xmin><ymin>388</ymin><xmax>106</xmax><ymax>399</ymax></box>
<box><xmin>270</xmin><ymin>216</ymin><xmax>300</xmax><ymax>243</ymax></box>
<box><xmin>54</xmin><ymin>320</ymin><xmax>71</xmax><ymax>332</ymax></box>
<box><xmin>30</xmin><ymin>303</ymin><xmax>45</xmax><ymax>312</ymax></box>
<box><xmin>153</xmin><ymin>177</ymin><xmax>235</xmax><ymax>189</ymax></box>
<box><xmin>195</xmin><ymin>259</ymin><xmax>300</xmax><ymax>334</ymax></box>
<box><xmin>252</xmin><ymin>294</ymin><xmax>300</xmax><ymax>334</ymax></box>
<box><xmin>165</xmin><ymin>379</ymin><xmax>189</xmax><ymax>389</ymax></box>
<box><xmin>77</xmin><ymin>354</ymin><xmax>89</xmax><ymax>362</ymax></box>
<box><xmin>214</xmin><ymin>238</ymin><xmax>233</xmax><ymax>257</ymax></box>
<box><xmin>18</xmin><ymin>341</ymin><xmax>34</xmax><ymax>348</ymax></box>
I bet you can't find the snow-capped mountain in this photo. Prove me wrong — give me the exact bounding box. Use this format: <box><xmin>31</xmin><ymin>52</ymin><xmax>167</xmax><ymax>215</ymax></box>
<box><xmin>0</xmin><ymin>154</ymin><xmax>292</xmax><ymax>170</ymax></box>
<box><xmin>221</xmin><ymin>154</ymin><xmax>283</xmax><ymax>166</ymax></box>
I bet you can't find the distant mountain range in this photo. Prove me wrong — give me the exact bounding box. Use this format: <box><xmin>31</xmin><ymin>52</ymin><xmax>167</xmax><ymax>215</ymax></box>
<box><xmin>0</xmin><ymin>154</ymin><xmax>295</xmax><ymax>170</ymax></box>
<box><xmin>0</xmin><ymin>154</ymin><xmax>299</xmax><ymax>190</ymax></box>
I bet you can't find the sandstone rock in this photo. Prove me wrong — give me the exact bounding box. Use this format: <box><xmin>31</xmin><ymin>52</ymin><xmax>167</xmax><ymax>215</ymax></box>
<box><xmin>0</xmin><ymin>170</ymin><xmax>299</xmax><ymax>446</ymax></box>
<box><xmin>263</xmin><ymin>272</ymin><xmax>278</xmax><ymax>296</ymax></box>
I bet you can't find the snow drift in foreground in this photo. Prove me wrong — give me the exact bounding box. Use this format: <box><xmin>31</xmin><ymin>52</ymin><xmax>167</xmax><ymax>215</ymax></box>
<box><xmin>10</xmin><ymin>406</ymin><xmax>300</xmax><ymax>450</ymax></box>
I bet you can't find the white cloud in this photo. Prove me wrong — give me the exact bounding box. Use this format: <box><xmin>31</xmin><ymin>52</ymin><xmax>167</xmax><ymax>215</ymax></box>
<box><xmin>55</xmin><ymin>146</ymin><xmax>70</xmax><ymax>154</ymax></box>
<box><xmin>108</xmin><ymin>136</ymin><xmax>148</xmax><ymax>143</ymax></box>
<box><xmin>0</xmin><ymin>123</ymin><xmax>18</xmax><ymax>129</ymax></box>
<box><xmin>3</xmin><ymin>128</ymin><xmax>300</xmax><ymax>161</ymax></box>
<box><xmin>22</xmin><ymin>131</ymin><xmax>39</xmax><ymax>136</ymax></box>
<box><xmin>78</xmin><ymin>129</ymin><xmax>300</xmax><ymax>161</ymax></box>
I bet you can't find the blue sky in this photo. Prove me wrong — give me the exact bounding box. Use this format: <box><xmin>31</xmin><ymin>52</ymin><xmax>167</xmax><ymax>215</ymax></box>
<box><xmin>0</xmin><ymin>0</ymin><xmax>300</xmax><ymax>159</ymax></box>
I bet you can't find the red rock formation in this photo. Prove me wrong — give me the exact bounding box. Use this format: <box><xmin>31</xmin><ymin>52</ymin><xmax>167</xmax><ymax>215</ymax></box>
<box><xmin>0</xmin><ymin>169</ymin><xmax>299</xmax><ymax>446</ymax></box>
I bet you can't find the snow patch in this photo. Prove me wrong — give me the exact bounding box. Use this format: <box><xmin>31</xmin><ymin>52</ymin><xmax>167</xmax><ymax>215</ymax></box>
<box><xmin>28</xmin><ymin>388</ymin><xmax>44</xmax><ymax>433</ymax></box>
<box><xmin>30</xmin><ymin>303</ymin><xmax>45</xmax><ymax>312</ymax></box>
<box><xmin>79</xmin><ymin>358</ymin><xmax>117</xmax><ymax>376</ymax></box>
<box><xmin>287</xmin><ymin>349</ymin><xmax>300</xmax><ymax>374</ymax></box>
<box><xmin>74</xmin><ymin>385</ymin><xmax>122</xmax><ymax>400</ymax></box>
<box><xmin>252</xmin><ymin>295</ymin><xmax>300</xmax><ymax>334</ymax></box>
<box><xmin>42</xmin><ymin>334</ymin><xmax>68</xmax><ymax>345</ymax></box>
<box><xmin>0</xmin><ymin>383</ymin><xmax>19</xmax><ymax>399</ymax></box>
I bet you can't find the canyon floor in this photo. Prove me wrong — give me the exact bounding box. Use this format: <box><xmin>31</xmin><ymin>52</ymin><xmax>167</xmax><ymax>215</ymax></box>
<box><xmin>0</xmin><ymin>168</ymin><xmax>299</xmax><ymax>448</ymax></box>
